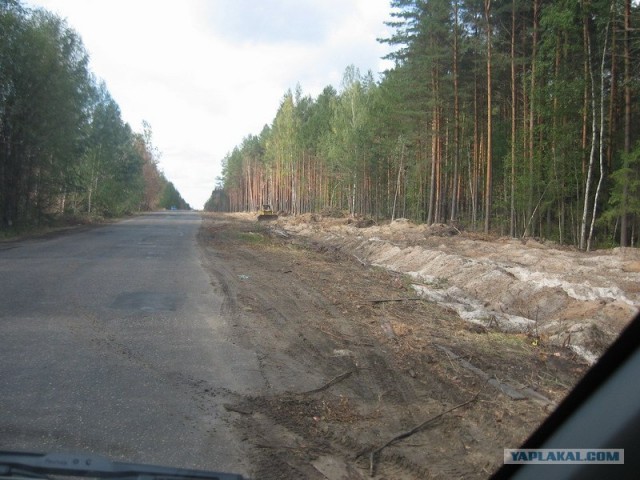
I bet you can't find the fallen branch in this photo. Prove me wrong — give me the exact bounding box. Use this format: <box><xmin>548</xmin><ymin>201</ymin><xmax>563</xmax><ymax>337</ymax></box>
<box><xmin>222</xmin><ymin>403</ymin><xmax>253</xmax><ymax>415</ymax></box>
<box><xmin>434</xmin><ymin>344</ymin><xmax>554</xmax><ymax>405</ymax></box>
<box><xmin>353</xmin><ymin>254</ymin><xmax>367</xmax><ymax>266</ymax></box>
<box><xmin>254</xmin><ymin>443</ymin><xmax>301</xmax><ymax>450</ymax></box>
<box><xmin>300</xmin><ymin>370</ymin><xmax>354</xmax><ymax>395</ymax></box>
<box><xmin>360</xmin><ymin>392</ymin><xmax>479</xmax><ymax>477</ymax></box>
<box><xmin>317</xmin><ymin>325</ymin><xmax>349</xmax><ymax>342</ymax></box>
<box><xmin>369</xmin><ymin>297</ymin><xmax>423</xmax><ymax>304</ymax></box>
<box><xmin>270</xmin><ymin>228</ymin><xmax>290</xmax><ymax>238</ymax></box>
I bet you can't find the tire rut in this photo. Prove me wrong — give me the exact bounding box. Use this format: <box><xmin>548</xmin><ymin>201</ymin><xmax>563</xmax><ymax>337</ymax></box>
<box><xmin>197</xmin><ymin>213</ymin><xmax>579</xmax><ymax>479</ymax></box>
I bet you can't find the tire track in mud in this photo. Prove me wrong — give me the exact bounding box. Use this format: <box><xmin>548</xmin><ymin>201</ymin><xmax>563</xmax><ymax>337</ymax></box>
<box><xmin>197</xmin><ymin>214</ymin><xmax>586</xmax><ymax>479</ymax></box>
<box><xmin>198</xmin><ymin>219</ymin><xmax>441</xmax><ymax>478</ymax></box>
<box><xmin>198</xmin><ymin>219</ymin><xmax>448</xmax><ymax>478</ymax></box>
<box><xmin>203</xmin><ymin>237</ymin><xmax>425</xmax><ymax>412</ymax></box>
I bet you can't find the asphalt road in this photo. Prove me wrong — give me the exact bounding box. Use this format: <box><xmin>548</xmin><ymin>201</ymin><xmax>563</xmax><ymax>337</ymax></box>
<box><xmin>0</xmin><ymin>212</ymin><xmax>264</xmax><ymax>476</ymax></box>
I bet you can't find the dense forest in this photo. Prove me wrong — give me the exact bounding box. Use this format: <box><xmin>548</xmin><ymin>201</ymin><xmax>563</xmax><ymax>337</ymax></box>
<box><xmin>0</xmin><ymin>0</ymin><xmax>189</xmax><ymax>231</ymax></box>
<box><xmin>207</xmin><ymin>0</ymin><xmax>640</xmax><ymax>249</ymax></box>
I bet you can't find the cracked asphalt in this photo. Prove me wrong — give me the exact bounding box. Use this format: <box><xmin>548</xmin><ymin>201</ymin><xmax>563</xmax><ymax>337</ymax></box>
<box><xmin>0</xmin><ymin>212</ymin><xmax>261</xmax><ymax>477</ymax></box>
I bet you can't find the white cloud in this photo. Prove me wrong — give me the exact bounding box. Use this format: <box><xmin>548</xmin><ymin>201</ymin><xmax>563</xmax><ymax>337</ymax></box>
<box><xmin>25</xmin><ymin>0</ymin><xmax>393</xmax><ymax>209</ymax></box>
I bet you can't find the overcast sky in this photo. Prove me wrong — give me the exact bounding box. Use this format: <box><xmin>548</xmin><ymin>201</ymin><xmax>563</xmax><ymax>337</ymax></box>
<box><xmin>25</xmin><ymin>0</ymin><xmax>394</xmax><ymax>209</ymax></box>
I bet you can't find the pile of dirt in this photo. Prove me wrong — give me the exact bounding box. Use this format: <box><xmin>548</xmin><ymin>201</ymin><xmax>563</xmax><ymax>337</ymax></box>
<box><xmin>198</xmin><ymin>213</ymin><xmax>597</xmax><ymax>479</ymax></box>
<box><xmin>262</xmin><ymin>214</ymin><xmax>639</xmax><ymax>364</ymax></box>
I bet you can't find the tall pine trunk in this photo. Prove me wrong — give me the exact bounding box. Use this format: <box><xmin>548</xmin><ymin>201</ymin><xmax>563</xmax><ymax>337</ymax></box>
<box><xmin>451</xmin><ymin>0</ymin><xmax>460</xmax><ymax>223</ymax></box>
<box><xmin>580</xmin><ymin>18</ymin><xmax>597</xmax><ymax>251</ymax></box>
<box><xmin>510</xmin><ymin>0</ymin><xmax>517</xmax><ymax>237</ymax></box>
<box><xmin>621</xmin><ymin>0</ymin><xmax>631</xmax><ymax>246</ymax></box>
<box><xmin>484</xmin><ymin>0</ymin><xmax>493</xmax><ymax>234</ymax></box>
<box><xmin>587</xmin><ymin>14</ymin><xmax>611</xmax><ymax>251</ymax></box>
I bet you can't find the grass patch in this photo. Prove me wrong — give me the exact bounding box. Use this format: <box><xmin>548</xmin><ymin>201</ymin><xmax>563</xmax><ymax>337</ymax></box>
<box><xmin>466</xmin><ymin>330</ymin><xmax>533</xmax><ymax>356</ymax></box>
<box><xmin>235</xmin><ymin>231</ymin><xmax>268</xmax><ymax>244</ymax></box>
<box><xmin>486</xmin><ymin>331</ymin><xmax>531</xmax><ymax>349</ymax></box>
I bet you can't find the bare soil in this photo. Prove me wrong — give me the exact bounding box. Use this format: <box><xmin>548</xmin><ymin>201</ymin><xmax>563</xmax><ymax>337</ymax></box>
<box><xmin>197</xmin><ymin>213</ymin><xmax>636</xmax><ymax>480</ymax></box>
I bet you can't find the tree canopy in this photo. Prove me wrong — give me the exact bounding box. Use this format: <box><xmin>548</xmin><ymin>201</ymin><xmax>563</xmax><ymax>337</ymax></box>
<box><xmin>207</xmin><ymin>0</ymin><xmax>640</xmax><ymax>249</ymax></box>
<box><xmin>0</xmin><ymin>0</ymin><xmax>189</xmax><ymax>230</ymax></box>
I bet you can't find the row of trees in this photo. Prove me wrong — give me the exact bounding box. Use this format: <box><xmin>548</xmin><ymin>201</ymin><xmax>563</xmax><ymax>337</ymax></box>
<box><xmin>0</xmin><ymin>1</ymin><xmax>188</xmax><ymax>229</ymax></box>
<box><xmin>208</xmin><ymin>0</ymin><xmax>639</xmax><ymax>249</ymax></box>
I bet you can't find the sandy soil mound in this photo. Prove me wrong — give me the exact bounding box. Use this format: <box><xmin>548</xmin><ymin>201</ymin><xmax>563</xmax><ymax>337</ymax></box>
<box><xmin>257</xmin><ymin>213</ymin><xmax>639</xmax><ymax>364</ymax></box>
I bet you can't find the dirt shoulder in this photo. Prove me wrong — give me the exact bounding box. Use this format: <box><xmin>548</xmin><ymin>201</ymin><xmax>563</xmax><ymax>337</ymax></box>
<box><xmin>197</xmin><ymin>213</ymin><xmax>599</xmax><ymax>479</ymax></box>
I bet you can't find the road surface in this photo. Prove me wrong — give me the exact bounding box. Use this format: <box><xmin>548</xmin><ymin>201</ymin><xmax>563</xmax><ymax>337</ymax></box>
<box><xmin>0</xmin><ymin>212</ymin><xmax>263</xmax><ymax>476</ymax></box>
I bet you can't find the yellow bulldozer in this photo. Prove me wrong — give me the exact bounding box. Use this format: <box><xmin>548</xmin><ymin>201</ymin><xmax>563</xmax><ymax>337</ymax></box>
<box><xmin>257</xmin><ymin>204</ymin><xmax>278</xmax><ymax>221</ymax></box>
